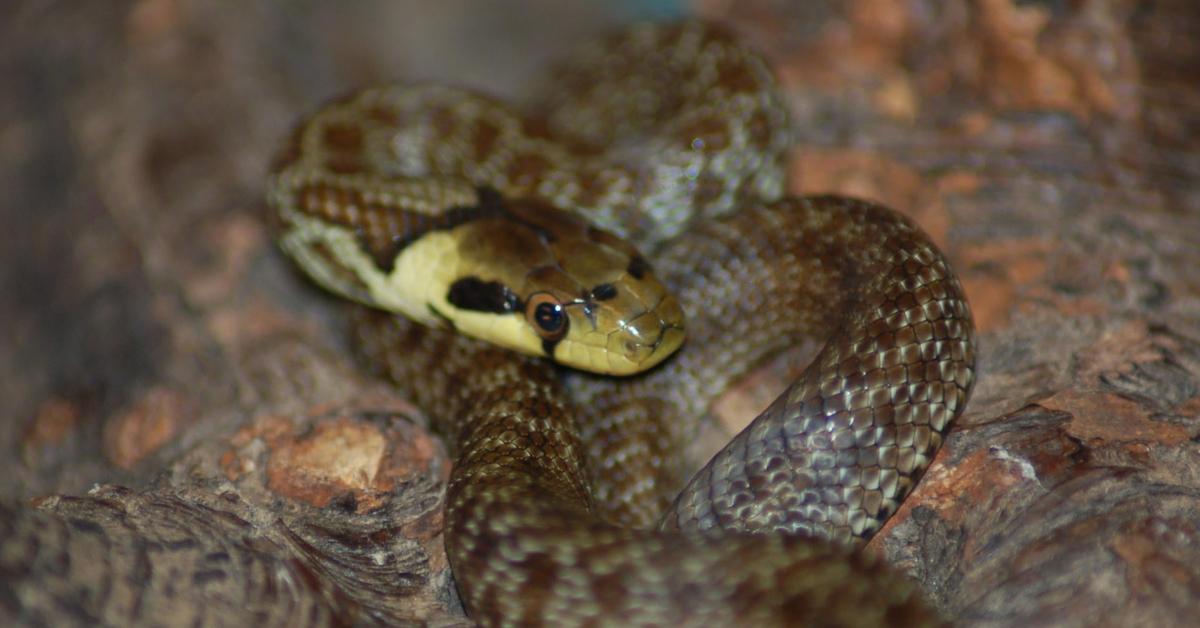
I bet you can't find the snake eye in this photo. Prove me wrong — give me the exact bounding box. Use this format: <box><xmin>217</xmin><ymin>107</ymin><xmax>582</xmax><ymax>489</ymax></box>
<box><xmin>525</xmin><ymin>292</ymin><xmax>568</xmax><ymax>341</ymax></box>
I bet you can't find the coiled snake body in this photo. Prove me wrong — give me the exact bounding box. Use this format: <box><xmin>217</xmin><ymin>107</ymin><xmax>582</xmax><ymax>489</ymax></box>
<box><xmin>269</xmin><ymin>21</ymin><xmax>975</xmax><ymax>627</ymax></box>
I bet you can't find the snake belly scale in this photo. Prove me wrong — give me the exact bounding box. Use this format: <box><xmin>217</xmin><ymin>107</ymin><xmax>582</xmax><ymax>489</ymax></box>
<box><xmin>268</xmin><ymin>20</ymin><xmax>976</xmax><ymax>627</ymax></box>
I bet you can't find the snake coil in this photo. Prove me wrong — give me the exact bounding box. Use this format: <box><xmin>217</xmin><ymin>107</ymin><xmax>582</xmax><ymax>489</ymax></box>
<box><xmin>269</xmin><ymin>20</ymin><xmax>975</xmax><ymax>627</ymax></box>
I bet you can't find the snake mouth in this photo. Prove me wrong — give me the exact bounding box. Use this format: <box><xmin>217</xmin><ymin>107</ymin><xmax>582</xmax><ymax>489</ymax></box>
<box><xmin>640</xmin><ymin>321</ymin><xmax>686</xmax><ymax>367</ymax></box>
<box><xmin>607</xmin><ymin>293</ymin><xmax>686</xmax><ymax>374</ymax></box>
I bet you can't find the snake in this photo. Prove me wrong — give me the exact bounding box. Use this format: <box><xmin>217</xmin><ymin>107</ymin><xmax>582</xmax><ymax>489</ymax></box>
<box><xmin>267</xmin><ymin>20</ymin><xmax>976</xmax><ymax>627</ymax></box>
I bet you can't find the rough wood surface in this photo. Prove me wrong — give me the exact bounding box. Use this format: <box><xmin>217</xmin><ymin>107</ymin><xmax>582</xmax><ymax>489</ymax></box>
<box><xmin>2</xmin><ymin>1</ymin><xmax>1198</xmax><ymax>626</ymax></box>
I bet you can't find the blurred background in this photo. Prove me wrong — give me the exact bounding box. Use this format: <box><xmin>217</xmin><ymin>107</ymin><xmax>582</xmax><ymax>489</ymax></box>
<box><xmin>2</xmin><ymin>1</ymin><xmax>1199</xmax><ymax>626</ymax></box>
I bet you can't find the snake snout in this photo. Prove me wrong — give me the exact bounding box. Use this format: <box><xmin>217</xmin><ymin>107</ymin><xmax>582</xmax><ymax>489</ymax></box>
<box><xmin>608</xmin><ymin>294</ymin><xmax>685</xmax><ymax>374</ymax></box>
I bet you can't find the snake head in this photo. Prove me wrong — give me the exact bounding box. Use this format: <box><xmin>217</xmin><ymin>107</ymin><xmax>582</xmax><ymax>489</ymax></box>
<box><xmin>446</xmin><ymin>197</ymin><xmax>685</xmax><ymax>376</ymax></box>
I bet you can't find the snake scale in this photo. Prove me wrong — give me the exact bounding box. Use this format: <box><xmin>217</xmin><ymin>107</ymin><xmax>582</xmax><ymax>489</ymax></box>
<box><xmin>268</xmin><ymin>20</ymin><xmax>975</xmax><ymax>627</ymax></box>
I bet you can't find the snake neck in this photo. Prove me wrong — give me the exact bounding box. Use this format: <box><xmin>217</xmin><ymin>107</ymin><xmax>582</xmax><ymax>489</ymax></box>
<box><xmin>353</xmin><ymin>311</ymin><xmax>594</xmax><ymax>509</ymax></box>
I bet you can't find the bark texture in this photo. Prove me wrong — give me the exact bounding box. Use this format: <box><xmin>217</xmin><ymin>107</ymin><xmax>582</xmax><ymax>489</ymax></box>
<box><xmin>2</xmin><ymin>1</ymin><xmax>1198</xmax><ymax>626</ymax></box>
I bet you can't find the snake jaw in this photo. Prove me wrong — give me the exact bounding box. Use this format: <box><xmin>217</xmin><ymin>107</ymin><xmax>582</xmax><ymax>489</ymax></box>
<box><xmin>547</xmin><ymin>290</ymin><xmax>683</xmax><ymax>375</ymax></box>
<box><xmin>600</xmin><ymin>292</ymin><xmax>686</xmax><ymax>375</ymax></box>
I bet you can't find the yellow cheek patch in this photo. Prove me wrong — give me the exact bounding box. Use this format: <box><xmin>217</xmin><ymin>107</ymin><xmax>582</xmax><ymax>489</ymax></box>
<box><xmin>396</xmin><ymin>229</ymin><xmax>548</xmax><ymax>358</ymax></box>
<box><xmin>449</xmin><ymin>310</ymin><xmax>545</xmax><ymax>358</ymax></box>
<box><xmin>385</xmin><ymin>230</ymin><xmax>464</xmax><ymax>326</ymax></box>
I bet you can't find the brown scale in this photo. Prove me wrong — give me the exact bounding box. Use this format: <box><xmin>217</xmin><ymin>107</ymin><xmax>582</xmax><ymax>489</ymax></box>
<box><xmin>353</xmin><ymin>196</ymin><xmax>969</xmax><ymax>626</ymax></box>
<box><xmin>270</xmin><ymin>20</ymin><xmax>974</xmax><ymax>627</ymax></box>
<box><xmin>294</xmin><ymin>181</ymin><xmax>496</xmax><ymax>272</ymax></box>
<box><xmin>282</xmin><ymin>24</ymin><xmax>790</xmax><ymax>251</ymax></box>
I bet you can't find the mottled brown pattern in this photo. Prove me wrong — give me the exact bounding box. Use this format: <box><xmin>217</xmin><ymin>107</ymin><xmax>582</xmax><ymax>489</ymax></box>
<box><xmin>272</xmin><ymin>23</ymin><xmax>792</xmax><ymax>254</ymax></box>
<box><xmin>269</xmin><ymin>20</ymin><xmax>974</xmax><ymax>627</ymax></box>
<box><xmin>294</xmin><ymin>181</ymin><xmax>493</xmax><ymax>272</ymax></box>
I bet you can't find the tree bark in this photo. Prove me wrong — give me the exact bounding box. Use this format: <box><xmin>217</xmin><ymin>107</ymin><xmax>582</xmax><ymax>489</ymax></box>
<box><xmin>2</xmin><ymin>1</ymin><xmax>1198</xmax><ymax>625</ymax></box>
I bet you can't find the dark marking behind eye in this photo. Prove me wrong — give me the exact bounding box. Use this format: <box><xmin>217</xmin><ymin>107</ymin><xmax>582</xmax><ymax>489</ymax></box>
<box><xmin>627</xmin><ymin>256</ymin><xmax>650</xmax><ymax>280</ymax></box>
<box><xmin>590</xmin><ymin>283</ymin><xmax>617</xmax><ymax>301</ymax></box>
<box><xmin>542</xmin><ymin>338</ymin><xmax>561</xmax><ymax>361</ymax></box>
<box><xmin>447</xmin><ymin>277</ymin><xmax>521</xmax><ymax>313</ymax></box>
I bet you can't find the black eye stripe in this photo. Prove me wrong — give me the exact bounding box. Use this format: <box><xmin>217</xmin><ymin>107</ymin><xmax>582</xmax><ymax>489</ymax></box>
<box><xmin>447</xmin><ymin>277</ymin><xmax>520</xmax><ymax>313</ymax></box>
